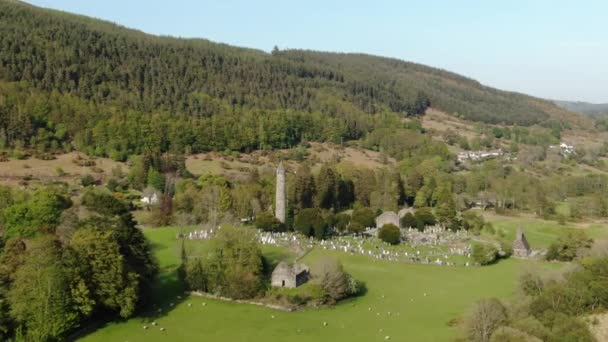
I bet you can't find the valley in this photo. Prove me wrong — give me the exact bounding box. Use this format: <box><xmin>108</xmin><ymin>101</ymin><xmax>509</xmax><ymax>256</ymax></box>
<box><xmin>0</xmin><ymin>1</ymin><xmax>607</xmax><ymax>342</ymax></box>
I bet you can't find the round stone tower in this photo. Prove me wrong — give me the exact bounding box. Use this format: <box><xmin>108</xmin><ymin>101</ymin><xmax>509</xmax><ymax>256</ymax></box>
<box><xmin>275</xmin><ymin>162</ymin><xmax>286</xmax><ymax>223</ymax></box>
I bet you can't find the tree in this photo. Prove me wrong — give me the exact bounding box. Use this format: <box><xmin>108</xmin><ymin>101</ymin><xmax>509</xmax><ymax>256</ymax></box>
<box><xmin>254</xmin><ymin>212</ymin><xmax>284</xmax><ymax>232</ymax></box>
<box><xmin>147</xmin><ymin>167</ymin><xmax>165</xmax><ymax>192</ymax></box>
<box><xmin>400</xmin><ymin>212</ymin><xmax>417</xmax><ymax>228</ymax></box>
<box><xmin>206</xmin><ymin>226</ymin><xmax>263</xmax><ymax>299</ymax></box>
<box><xmin>546</xmin><ymin>231</ymin><xmax>593</xmax><ymax>261</ymax></box>
<box><xmin>8</xmin><ymin>237</ymin><xmax>79</xmax><ymax>341</ymax></box>
<box><xmin>461</xmin><ymin>210</ymin><xmax>487</xmax><ymax>234</ymax></box>
<box><xmin>414</xmin><ymin>185</ymin><xmax>432</xmax><ymax>208</ymax></box>
<box><xmin>547</xmin><ymin>313</ymin><xmax>595</xmax><ymax>342</ymax></box>
<box><xmin>184</xmin><ymin>258</ymin><xmax>207</xmax><ymax>292</ymax></box>
<box><xmin>0</xmin><ymin>295</ymin><xmax>10</xmax><ymax>341</ymax></box>
<box><xmin>337</xmin><ymin>178</ymin><xmax>355</xmax><ymax>209</ymax></box>
<box><xmin>2</xmin><ymin>187</ymin><xmax>72</xmax><ymax>239</ymax></box>
<box><xmin>434</xmin><ymin>182</ymin><xmax>457</xmax><ymax>227</ymax></box>
<box><xmin>351</xmin><ymin>207</ymin><xmax>375</xmax><ymax>228</ymax></box>
<box><xmin>490</xmin><ymin>327</ymin><xmax>541</xmax><ymax>342</ymax></box>
<box><xmin>0</xmin><ymin>238</ymin><xmax>26</xmax><ymax>340</ymax></box>
<box><xmin>315</xmin><ymin>164</ymin><xmax>338</xmax><ymax>209</ymax></box>
<box><xmin>79</xmin><ymin>191</ymin><xmax>159</xmax><ymax>302</ymax></box>
<box><xmin>414</xmin><ymin>207</ymin><xmax>436</xmax><ymax>229</ymax></box>
<box><xmin>316</xmin><ymin>258</ymin><xmax>359</xmax><ymax>303</ymax></box>
<box><xmin>378</xmin><ymin>224</ymin><xmax>401</xmax><ymax>245</ymax></box>
<box><xmin>466</xmin><ymin>298</ymin><xmax>508</xmax><ymax>342</ymax></box>
<box><xmin>292</xmin><ymin>164</ymin><xmax>315</xmax><ymax>210</ymax></box>
<box><xmin>69</xmin><ymin>228</ymin><xmax>140</xmax><ymax>318</ymax></box>
<box><xmin>472</xmin><ymin>243</ymin><xmax>499</xmax><ymax>265</ymax></box>
<box><xmin>294</xmin><ymin>208</ymin><xmax>329</xmax><ymax>239</ymax></box>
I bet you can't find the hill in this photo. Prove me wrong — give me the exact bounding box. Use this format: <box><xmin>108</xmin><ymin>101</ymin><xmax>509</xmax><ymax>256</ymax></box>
<box><xmin>554</xmin><ymin>100</ymin><xmax>608</xmax><ymax>117</ymax></box>
<box><xmin>0</xmin><ymin>0</ymin><xmax>589</xmax><ymax>158</ymax></box>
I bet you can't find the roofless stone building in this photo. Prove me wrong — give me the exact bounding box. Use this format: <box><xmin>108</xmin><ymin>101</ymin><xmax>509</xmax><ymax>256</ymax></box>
<box><xmin>512</xmin><ymin>227</ymin><xmax>531</xmax><ymax>257</ymax></box>
<box><xmin>375</xmin><ymin>211</ymin><xmax>400</xmax><ymax>229</ymax></box>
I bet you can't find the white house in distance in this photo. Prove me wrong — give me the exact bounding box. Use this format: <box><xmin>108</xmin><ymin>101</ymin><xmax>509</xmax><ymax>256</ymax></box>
<box><xmin>457</xmin><ymin>149</ymin><xmax>504</xmax><ymax>163</ymax></box>
<box><xmin>141</xmin><ymin>187</ymin><xmax>161</xmax><ymax>205</ymax></box>
<box><xmin>549</xmin><ymin>142</ymin><xmax>575</xmax><ymax>156</ymax></box>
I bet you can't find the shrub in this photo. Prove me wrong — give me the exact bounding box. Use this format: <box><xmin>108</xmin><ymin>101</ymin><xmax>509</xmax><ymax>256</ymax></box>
<box><xmin>80</xmin><ymin>174</ymin><xmax>96</xmax><ymax>187</ymax></box>
<box><xmin>106</xmin><ymin>178</ymin><xmax>120</xmax><ymax>192</ymax></box>
<box><xmin>472</xmin><ymin>242</ymin><xmax>499</xmax><ymax>265</ymax></box>
<box><xmin>351</xmin><ymin>207</ymin><xmax>375</xmax><ymax>228</ymax></box>
<box><xmin>415</xmin><ymin>207</ymin><xmax>436</xmax><ymax>228</ymax></box>
<box><xmin>511</xmin><ymin>317</ymin><xmax>551</xmax><ymax>341</ymax></box>
<box><xmin>12</xmin><ymin>150</ymin><xmax>26</xmax><ymax>160</ymax></box>
<box><xmin>334</xmin><ymin>213</ymin><xmax>350</xmax><ymax>233</ymax></box>
<box><xmin>400</xmin><ymin>212</ymin><xmax>417</xmax><ymax>228</ymax></box>
<box><xmin>546</xmin><ymin>231</ymin><xmax>593</xmax><ymax>261</ymax></box>
<box><xmin>254</xmin><ymin>212</ymin><xmax>285</xmax><ymax>232</ymax></box>
<box><xmin>490</xmin><ymin>327</ymin><xmax>540</xmax><ymax>342</ymax></box>
<box><xmin>347</xmin><ymin>222</ymin><xmax>364</xmax><ymax>235</ymax></box>
<box><xmin>546</xmin><ymin>313</ymin><xmax>595</xmax><ymax>342</ymax></box>
<box><xmin>378</xmin><ymin>224</ymin><xmax>401</xmax><ymax>245</ymax></box>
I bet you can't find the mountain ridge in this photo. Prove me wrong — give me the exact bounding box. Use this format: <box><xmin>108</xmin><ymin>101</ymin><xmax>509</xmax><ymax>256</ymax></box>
<box><xmin>0</xmin><ymin>0</ymin><xmax>593</xmax><ymax>158</ymax></box>
<box><xmin>554</xmin><ymin>100</ymin><xmax>608</xmax><ymax>117</ymax></box>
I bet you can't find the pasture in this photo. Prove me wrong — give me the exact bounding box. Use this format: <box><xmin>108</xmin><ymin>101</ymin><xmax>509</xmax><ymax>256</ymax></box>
<box><xmin>79</xmin><ymin>225</ymin><xmax>553</xmax><ymax>342</ymax></box>
<box><xmin>482</xmin><ymin>212</ymin><xmax>607</xmax><ymax>247</ymax></box>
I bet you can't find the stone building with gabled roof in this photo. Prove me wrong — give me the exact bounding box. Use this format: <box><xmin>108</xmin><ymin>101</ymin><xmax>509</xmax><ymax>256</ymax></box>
<box><xmin>512</xmin><ymin>227</ymin><xmax>531</xmax><ymax>257</ymax></box>
<box><xmin>271</xmin><ymin>261</ymin><xmax>309</xmax><ymax>288</ymax></box>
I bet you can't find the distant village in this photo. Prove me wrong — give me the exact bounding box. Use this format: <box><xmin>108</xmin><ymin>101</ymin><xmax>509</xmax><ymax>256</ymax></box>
<box><xmin>457</xmin><ymin>142</ymin><xmax>575</xmax><ymax>163</ymax></box>
<box><xmin>457</xmin><ymin>149</ymin><xmax>504</xmax><ymax>163</ymax></box>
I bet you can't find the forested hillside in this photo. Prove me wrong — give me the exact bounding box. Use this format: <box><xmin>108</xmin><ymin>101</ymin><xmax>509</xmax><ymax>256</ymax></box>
<box><xmin>0</xmin><ymin>0</ymin><xmax>584</xmax><ymax>157</ymax></box>
<box><xmin>554</xmin><ymin>100</ymin><xmax>608</xmax><ymax>117</ymax></box>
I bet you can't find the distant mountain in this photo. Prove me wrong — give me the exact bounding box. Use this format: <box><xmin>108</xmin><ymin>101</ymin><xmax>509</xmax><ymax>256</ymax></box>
<box><xmin>553</xmin><ymin>100</ymin><xmax>608</xmax><ymax>117</ymax></box>
<box><xmin>0</xmin><ymin>1</ymin><xmax>585</xmax><ymax>125</ymax></box>
<box><xmin>0</xmin><ymin>0</ymin><xmax>590</xmax><ymax>156</ymax></box>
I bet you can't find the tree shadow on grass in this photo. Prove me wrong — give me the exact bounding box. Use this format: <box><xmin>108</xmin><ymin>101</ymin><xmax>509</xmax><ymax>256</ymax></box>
<box><xmin>70</xmin><ymin>267</ymin><xmax>188</xmax><ymax>340</ymax></box>
<box><xmin>138</xmin><ymin>266</ymin><xmax>188</xmax><ymax>322</ymax></box>
<box><xmin>149</xmin><ymin>241</ymin><xmax>169</xmax><ymax>253</ymax></box>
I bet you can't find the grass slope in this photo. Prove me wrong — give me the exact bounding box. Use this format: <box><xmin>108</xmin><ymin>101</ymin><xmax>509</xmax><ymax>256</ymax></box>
<box><xmin>81</xmin><ymin>227</ymin><xmax>533</xmax><ymax>342</ymax></box>
<box><xmin>482</xmin><ymin>213</ymin><xmax>607</xmax><ymax>248</ymax></box>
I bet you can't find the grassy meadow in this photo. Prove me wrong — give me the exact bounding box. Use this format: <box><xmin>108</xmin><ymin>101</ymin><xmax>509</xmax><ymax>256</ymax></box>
<box><xmin>76</xmin><ymin>221</ymin><xmax>583</xmax><ymax>342</ymax></box>
<box><xmin>482</xmin><ymin>212</ymin><xmax>607</xmax><ymax>247</ymax></box>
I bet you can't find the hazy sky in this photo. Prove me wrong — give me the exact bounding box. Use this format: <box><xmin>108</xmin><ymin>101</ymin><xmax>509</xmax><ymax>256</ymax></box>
<box><xmin>27</xmin><ymin>0</ymin><xmax>608</xmax><ymax>103</ymax></box>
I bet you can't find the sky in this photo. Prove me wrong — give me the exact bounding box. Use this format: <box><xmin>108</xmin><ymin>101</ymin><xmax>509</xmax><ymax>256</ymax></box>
<box><xmin>26</xmin><ymin>0</ymin><xmax>608</xmax><ymax>103</ymax></box>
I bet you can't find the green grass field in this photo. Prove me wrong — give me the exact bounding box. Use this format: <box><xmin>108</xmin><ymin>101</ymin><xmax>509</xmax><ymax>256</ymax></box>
<box><xmin>482</xmin><ymin>212</ymin><xmax>607</xmax><ymax>248</ymax></box>
<box><xmin>79</xmin><ymin>224</ymin><xmax>561</xmax><ymax>342</ymax></box>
